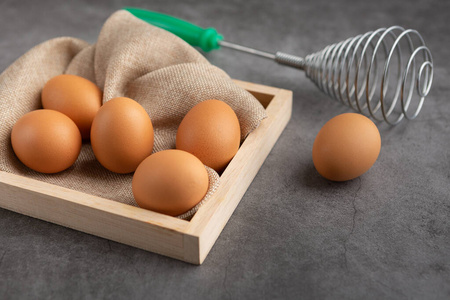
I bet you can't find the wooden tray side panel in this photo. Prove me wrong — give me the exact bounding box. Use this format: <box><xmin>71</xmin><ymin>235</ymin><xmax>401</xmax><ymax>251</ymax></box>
<box><xmin>187</xmin><ymin>84</ymin><xmax>293</xmax><ymax>264</ymax></box>
<box><xmin>0</xmin><ymin>172</ymin><xmax>198</xmax><ymax>263</ymax></box>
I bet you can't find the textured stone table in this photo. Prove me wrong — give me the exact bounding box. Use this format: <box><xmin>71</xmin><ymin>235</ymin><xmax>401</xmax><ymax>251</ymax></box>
<box><xmin>1</xmin><ymin>0</ymin><xmax>449</xmax><ymax>299</ymax></box>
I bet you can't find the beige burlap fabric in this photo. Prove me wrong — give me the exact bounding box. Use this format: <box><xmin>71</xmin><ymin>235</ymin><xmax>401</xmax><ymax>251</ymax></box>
<box><xmin>0</xmin><ymin>10</ymin><xmax>266</xmax><ymax>219</ymax></box>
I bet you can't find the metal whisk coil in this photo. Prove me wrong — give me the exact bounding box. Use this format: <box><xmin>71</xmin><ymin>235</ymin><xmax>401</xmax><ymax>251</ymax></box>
<box><xmin>302</xmin><ymin>26</ymin><xmax>433</xmax><ymax>125</ymax></box>
<box><xmin>220</xmin><ymin>26</ymin><xmax>434</xmax><ymax>125</ymax></box>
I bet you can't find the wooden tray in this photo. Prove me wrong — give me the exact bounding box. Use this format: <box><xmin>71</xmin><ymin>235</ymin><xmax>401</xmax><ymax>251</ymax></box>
<box><xmin>0</xmin><ymin>80</ymin><xmax>292</xmax><ymax>264</ymax></box>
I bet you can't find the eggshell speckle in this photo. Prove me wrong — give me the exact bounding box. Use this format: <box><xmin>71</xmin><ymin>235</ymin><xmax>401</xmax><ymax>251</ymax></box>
<box><xmin>90</xmin><ymin>97</ymin><xmax>154</xmax><ymax>174</ymax></box>
<box><xmin>41</xmin><ymin>74</ymin><xmax>102</xmax><ymax>139</ymax></box>
<box><xmin>312</xmin><ymin>113</ymin><xmax>381</xmax><ymax>181</ymax></box>
<box><xmin>176</xmin><ymin>99</ymin><xmax>241</xmax><ymax>172</ymax></box>
<box><xmin>11</xmin><ymin>109</ymin><xmax>82</xmax><ymax>173</ymax></box>
<box><xmin>132</xmin><ymin>149</ymin><xmax>209</xmax><ymax>216</ymax></box>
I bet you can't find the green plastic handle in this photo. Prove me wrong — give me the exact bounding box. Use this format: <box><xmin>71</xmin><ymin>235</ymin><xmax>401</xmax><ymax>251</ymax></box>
<box><xmin>123</xmin><ymin>7</ymin><xmax>223</xmax><ymax>52</ymax></box>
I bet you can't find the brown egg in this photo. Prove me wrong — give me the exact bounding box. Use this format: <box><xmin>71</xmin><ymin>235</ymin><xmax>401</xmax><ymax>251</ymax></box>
<box><xmin>41</xmin><ymin>74</ymin><xmax>102</xmax><ymax>139</ymax></box>
<box><xmin>11</xmin><ymin>109</ymin><xmax>82</xmax><ymax>173</ymax></box>
<box><xmin>176</xmin><ymin>99</ymin><xmax>241</xmax><ymax>172</ymax></box>
<box><xmin>312</xmin><ymin>113</ymin><xmax>381</xmax><ymax>181</ymax></box>
<box><xmin>90</xmin><ymin>97</ymin><xmax>154</xmax><ymax>174</ymax></box>
<box><xmin>132</xmin><ymin>149</ymin><xmax>209</xmax><ymax>216</ymax></box>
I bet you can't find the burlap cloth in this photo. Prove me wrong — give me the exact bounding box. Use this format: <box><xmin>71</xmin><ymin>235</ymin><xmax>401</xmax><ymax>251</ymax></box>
<box><xmin>0</xmin><ymin>10</ymin><xmax>266</xmax><ymax>219</ymax></box>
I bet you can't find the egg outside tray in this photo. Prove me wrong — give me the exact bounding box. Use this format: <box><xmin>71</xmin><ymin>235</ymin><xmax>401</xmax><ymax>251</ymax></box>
<box><xmin>0</xmin><ymin>80</ymin><xmax>292</xmax><ymax>265</ymax></box>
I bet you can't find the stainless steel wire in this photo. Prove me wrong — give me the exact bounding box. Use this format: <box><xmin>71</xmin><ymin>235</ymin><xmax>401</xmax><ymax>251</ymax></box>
<box><xmin>302</xmin><ymin>26</ymin><xmax>433</xmax><ymax>125</ymax></box>
<box><xmin>220</xmin><ymin>26</ymin><xmax>434</xmax><ymax>125</ymax></box>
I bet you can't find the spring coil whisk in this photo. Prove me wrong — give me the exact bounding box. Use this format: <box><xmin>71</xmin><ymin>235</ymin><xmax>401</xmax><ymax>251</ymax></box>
<box><xmin>302</xmin><ymin>26</ymin><xmax>433</xmax><ymax>125</ymax></box>
<box><xmin>127</xmin><ymin>9</ymin><xmax>435</xmax><ymax>125</ymax></box>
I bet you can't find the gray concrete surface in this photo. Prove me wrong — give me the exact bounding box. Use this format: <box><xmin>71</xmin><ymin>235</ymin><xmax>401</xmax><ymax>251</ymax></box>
<box><xmin>0</xmin><ymin>0</ymin><xmax>449</xmax><ymax>299</ymax></box>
